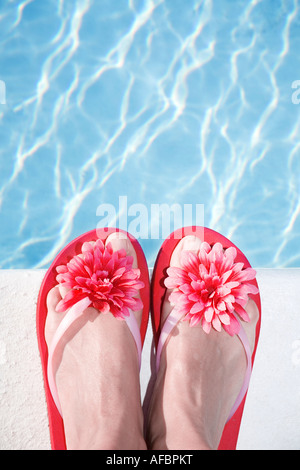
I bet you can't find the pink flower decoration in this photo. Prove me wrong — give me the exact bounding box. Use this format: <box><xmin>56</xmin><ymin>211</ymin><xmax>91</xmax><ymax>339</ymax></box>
<box><xmin>55</xmin><ymin>239</ymin><xmax>144</xmax><ymax>320</ymax></box>
<box><xmin>164</xmin><ymin>241</ymin><xmax>259</xmax><ymax>336</ymax></box>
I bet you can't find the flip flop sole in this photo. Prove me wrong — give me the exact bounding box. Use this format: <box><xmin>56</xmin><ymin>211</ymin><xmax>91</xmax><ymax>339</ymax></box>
<box><xmin>36</xmin><ymin>228</ymin><xmax>150</xmax><ymax>450</ymax></box>
<box><xmin>150</xmin><ymin>226</ymin><xmax>261</xmax><ymax>450</ymax></box>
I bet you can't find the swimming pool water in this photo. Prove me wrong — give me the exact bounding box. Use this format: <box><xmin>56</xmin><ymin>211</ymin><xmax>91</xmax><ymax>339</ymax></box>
<box><xmin>0</xmin><ymin>0</ymin><xmax>300</xmax><ymax>268</ymax></box>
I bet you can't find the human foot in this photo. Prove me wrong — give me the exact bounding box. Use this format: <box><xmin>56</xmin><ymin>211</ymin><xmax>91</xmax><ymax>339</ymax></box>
<box><xmin>146</xmin><ymin>235</ymin><xmax>259</xmax><ymax>450</ymax></box>
<box><xmin>45</xmin><ymin>233</ymin><xmax>147</xmax><ymax>450</ymax></box>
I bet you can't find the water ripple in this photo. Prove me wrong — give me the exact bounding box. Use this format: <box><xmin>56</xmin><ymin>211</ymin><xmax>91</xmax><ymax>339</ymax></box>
<box><xmin>0</xmin><ymin>0</ymin><xmax>300</xmax><ymax>268</ymax></box>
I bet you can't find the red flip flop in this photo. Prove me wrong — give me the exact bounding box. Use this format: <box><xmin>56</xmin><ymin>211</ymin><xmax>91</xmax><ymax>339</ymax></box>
<box><xmin>36</xmin><ymin>228</ymin><xmax>150</xmax><ymax>450</ymax></box>
<box><xmin>150</xmin><ymin>226</ymin><xmax>261</xmax><ymax>450</ymax></box>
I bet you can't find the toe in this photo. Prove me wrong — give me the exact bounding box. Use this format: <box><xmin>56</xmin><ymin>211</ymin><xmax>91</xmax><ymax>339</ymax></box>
<box><xmin>170</xmin><ymin>235</ymin><xmax>203</xmax><ymax>268</ymax></box>
<box><xmin>105</xmin><ymin>232</ymin><xmax>143</xmax><ymax>327</ymax></box>
<box><xmin>46</xmin><ymin>285</ymin><xmax>62</xmax><ymax>312</ymax></box>
<box><xmin>105</xmin><ymin>232</ymin><xmax>138</xmax><ymax>269</ymax></box>
<box><xmin>45</xmin><ymin>286</ymin><xmax>64</xmax><ymax>345</ymax></box>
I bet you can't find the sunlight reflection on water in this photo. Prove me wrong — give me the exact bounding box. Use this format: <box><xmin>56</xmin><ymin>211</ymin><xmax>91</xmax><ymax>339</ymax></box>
<box><xmin>0</xmin><ymin>0</ymin><xmax>300</xmax><ymax>268</ymax></box>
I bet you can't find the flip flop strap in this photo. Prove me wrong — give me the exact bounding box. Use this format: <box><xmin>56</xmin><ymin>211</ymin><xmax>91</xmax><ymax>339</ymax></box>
<box><xmin>47</xmin><ymin>296</ymin><xmax>142</xmax><ymax>417</ymax></box>
<box><xmin>227</xmin><ymin>314</ymin><xmax>252</xmax><ymax>422</ymax></box>
<box><xmin>155</xmin><ymin>310</ymin><xmax>252</xmax><ymax>423</ymax></box>
<box><xmin>155</xmin><ymin>308</ymin><xmax>184</xmax><ymax>373</ymax></box>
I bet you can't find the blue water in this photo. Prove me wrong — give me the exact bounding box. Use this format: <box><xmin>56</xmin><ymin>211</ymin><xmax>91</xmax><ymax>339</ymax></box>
<box><xmin>0</xmin><ymin>0</ymin><xmax>300</xmax><ymax>269</ymax></box>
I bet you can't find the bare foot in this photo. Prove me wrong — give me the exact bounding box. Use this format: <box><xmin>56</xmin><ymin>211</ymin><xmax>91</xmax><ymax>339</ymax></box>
<box><xmin>146</xmin><ymin>235</ymin><xmax>259</xmax><ymax>450</ymax></box>
<box><xmin>45</xmin><ymin>233</ymin><xmax>147</xmax><ymax>450</ymax></box>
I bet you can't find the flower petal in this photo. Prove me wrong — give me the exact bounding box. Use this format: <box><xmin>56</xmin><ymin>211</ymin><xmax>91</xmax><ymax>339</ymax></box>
<box><xmin>180</xmin><ymin>251</ymin><xmax>200</xmax><ymax>276</ymax></box>
<box><xmin>204</xmin><ymin>306</ymin><xmax>214</xmax><ymax>323</ymax></box>
<box><xmin>202</xmin><ymin>318</ymin><xmax>212</xmax><ymax>334</ymax></box>
<box><xmin>190</xmin><ymin>301</ymin><xmax>205</xmax><ymax>314</ymax></box>
<box><xmin>162</xmin><ymin>240</ymin><xmax>258</xmax><ymax>337</ymax></box>
<box><xmin>234</xmin><ymin>303</ymin><xmax>250</xmax><ymax>322</ymax></box>
<box><xmin>54</xmin><ymin>239</ymin><xmax>145</xmax><ymax>320</ymax></box>
<box><xmin>223</xmin><ymin>314</ymin><xmax>240</xmax><ymax>336</ymax></box>
<box><xmin>212</xmin><ymin>316</ymin><xmax>222</xmax><ymax>331</ymax></box>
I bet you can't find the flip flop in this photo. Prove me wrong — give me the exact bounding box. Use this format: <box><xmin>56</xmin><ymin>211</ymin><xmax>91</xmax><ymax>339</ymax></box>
<box><xmin>149</xmin><ymin>226</ymin><xmax>261</xmax><ymax>450</ymax></box>
<box><xmin>36</xmin><ymin>228</ymin><xmax>150</xmax><ymax>450</ymax></box>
